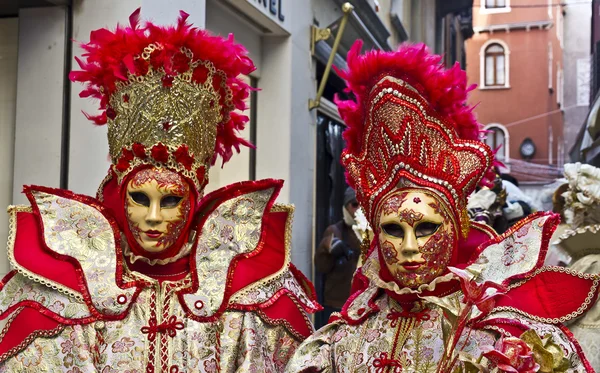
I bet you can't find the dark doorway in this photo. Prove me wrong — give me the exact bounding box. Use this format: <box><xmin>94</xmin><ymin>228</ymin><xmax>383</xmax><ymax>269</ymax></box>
<box><xmin>314</xmin><ymin>111</ymin><xmax>349</xmax><ymax>328</ymax></box>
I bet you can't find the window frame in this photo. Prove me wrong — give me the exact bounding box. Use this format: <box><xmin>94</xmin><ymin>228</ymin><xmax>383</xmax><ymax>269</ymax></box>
<box><xmin>484</xmin><ymin>44</ymin><xmax>505</xmax><ymax>87</ymax></box>
<box><xmin>480</xmin><ymin>0</ymin><xmax>511</xmax><ymax>14</ymax></box>
<box><xmin>484</xmin><ymin>124</ymin><xmax>511</xmax><ymax>170</ymax></box>
<box><xmin>480</xmin><ymin>40</ymin><xmax>510</xmax><ymax>89</ymax></box>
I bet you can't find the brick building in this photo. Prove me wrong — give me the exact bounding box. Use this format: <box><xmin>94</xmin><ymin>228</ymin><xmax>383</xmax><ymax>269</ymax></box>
<box><xmin>466</xmin><ymin>0</ymin><xmax>565</xmax><ymax>186</ymax></box>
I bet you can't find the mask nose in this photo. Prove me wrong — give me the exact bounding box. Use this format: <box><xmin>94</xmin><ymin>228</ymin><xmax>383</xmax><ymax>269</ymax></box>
<box><xmin>400</xmin><ymin>229</ymin><xmax>419</xmax><ymax>256</ymax></box>
<box><xmin>145</xmin><ymin>201</ymin><xmax>163</xmax><ymax>225</ymax></box>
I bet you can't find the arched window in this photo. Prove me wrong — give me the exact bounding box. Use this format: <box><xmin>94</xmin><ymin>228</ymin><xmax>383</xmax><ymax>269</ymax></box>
<box><xmin>484</xmin><ymin>124</ymin><xmax>510</xmax><ymax>165</ymax></box>
<box><xmin>484</xmin><ymin>43</ymin><xmax>506</xmax><ymax>87</ymax></box>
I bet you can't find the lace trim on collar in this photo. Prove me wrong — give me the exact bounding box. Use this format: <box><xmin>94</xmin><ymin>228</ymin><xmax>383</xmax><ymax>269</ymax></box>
<box><xmin>122</xmin><ymin>239</ymin><xmax>193</xmax><ymax>266</ymax></box>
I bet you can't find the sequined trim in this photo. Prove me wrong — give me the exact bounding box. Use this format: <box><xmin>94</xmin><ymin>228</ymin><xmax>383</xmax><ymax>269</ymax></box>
<box><xmin>482</xmin><ymin>324</ymin><xmax>511</xmax><ymax>337</ymax></box>
<box><xmin>95</xmin><ymin>170</ymin><xmax>113</xmax><ymax>203</ymax></box>
<box><xmin>0</xmin><ymin>306</ymin><xmax>22</xmax><ymax>342</ymax></box>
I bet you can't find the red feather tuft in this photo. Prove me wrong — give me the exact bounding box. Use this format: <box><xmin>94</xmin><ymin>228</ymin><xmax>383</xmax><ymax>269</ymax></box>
<box><xmin>70</xmin><ymin>9</ymin><xmax>256</xmax><ymax>166</ymax></box>
<box><xmin>338</xmin><ymin>40</ymin><xmax>484</xmax><ymax>154</ymax></box>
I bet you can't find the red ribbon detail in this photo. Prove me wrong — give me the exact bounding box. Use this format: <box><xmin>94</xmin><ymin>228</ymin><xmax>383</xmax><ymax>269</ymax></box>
<box><xmin>386</xmin><ymin>308</ymin><xmax>430</xmax><ymax>327</ymax></box>
<box><xmin>373</xmin><ymin>352</ymin><xmax>402</xmax><ymax>373</ymax></box>
<box><xmin>141</xmin><ymin>315</ymin><xmax>184</xmax><ymax>341</ymax></box>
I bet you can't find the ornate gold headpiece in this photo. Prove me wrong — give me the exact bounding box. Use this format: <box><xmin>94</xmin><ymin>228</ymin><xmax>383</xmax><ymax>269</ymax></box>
<box><xmin>70</xmin><ymin>10</ymin><xmax>255</xmax><ymax>190</ymax></box>
<box><xmin>337</xmin><ymin>41</ymin><xmax>494</xmax><ymax>234</ymax></box>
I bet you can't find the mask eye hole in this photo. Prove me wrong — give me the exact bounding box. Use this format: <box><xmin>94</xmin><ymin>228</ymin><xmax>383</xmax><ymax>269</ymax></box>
<box><xmin>161</xmin><ymin>195</ymin><xmax>183</xmax><ymax>208</ymax></box>
<box><xmin>129</xmin><ymin>192</ymin><xmax>150</xmax><ymax>207</ymax></box>
<box><xmin>415</xmin><ymin>222</ymin><xmax>441</xmax><ymax>238</ymax></box>
<box><xmin>381</xmin><ymin>223</ymin><xmax>404</xmax><ymax>238</ymax></box>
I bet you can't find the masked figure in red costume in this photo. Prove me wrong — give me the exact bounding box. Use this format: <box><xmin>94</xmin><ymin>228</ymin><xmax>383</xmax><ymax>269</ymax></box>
<box><xmin>0</xmin><ymin>10</ymin><xmax>320</xmax><ymax>372</ymax></box>
<box><xmin>286</xmin><ymin>41</ymin><xmax>599</xmax><ymax>373</ymax></box>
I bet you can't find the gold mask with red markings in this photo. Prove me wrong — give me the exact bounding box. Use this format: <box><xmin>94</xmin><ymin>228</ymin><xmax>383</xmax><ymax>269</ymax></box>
<box><xmin>377</xmin><ymin>189</ymin><xmax>457</xmax><ymax>288</ymax></box>
<box><xmin>125</xmin><ymin>168</ymin><xmax>192</xmax><ymax>253</ymax></box>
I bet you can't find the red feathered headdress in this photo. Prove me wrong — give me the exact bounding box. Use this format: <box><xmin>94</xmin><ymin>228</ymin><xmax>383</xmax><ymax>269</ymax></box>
<box><xmin>70</xmin><ymin>9</ymin><xmax>256</xmax><ymax>190</ymax></box>
<box><xmin>338</xmin><ymin>41</ymin><xmax>494</xmax><ymax>235</ymax></box>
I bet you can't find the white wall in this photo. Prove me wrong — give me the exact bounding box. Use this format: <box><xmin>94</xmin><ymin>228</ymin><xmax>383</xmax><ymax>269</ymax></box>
<box><xmin>142</xmin><ymin>0</ymin><xmax>206</xmax><ymax>28</ymax></box>
<box><xmin>287</xmin><ymin>1</ymin><xmax>317</xmax><ymax>277</ymax></box>
<box><xmin>204</xmin><ymin>0</ymin><xmax>261</xmax><ymax>193</ymax></box>
<box><xmin>563</xmin><ymin>0</ymin><xmax>592</xmax><ymax>153</ymax></box>
<box><xmin>0</xmin><ymin>18</ymin><xmax>19</xmax><ymax>278</ymax></box>
<box><xmin>12</xmin><ymin>8</ymin><xmax>67</xmax><ymax>205</ymax></box>
<box><xmin>255</xmin><ymin>37</ymin><xmax>293</xmax><ymax>202</ymax></box>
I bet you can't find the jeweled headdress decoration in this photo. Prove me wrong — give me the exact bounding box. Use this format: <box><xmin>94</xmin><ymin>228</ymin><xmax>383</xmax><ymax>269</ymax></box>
<box><xmin>70</xmin><ymin>9</ymin><xmax>255</xmax><ymax>190</ymax></box>
<box><xmin>337</xmin><ymin>41</ymin><xmax>494</xmax><ymax>234</ymax></box>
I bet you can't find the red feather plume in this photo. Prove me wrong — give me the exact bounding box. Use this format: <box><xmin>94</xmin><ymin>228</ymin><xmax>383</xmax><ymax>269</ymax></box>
<box><xmin>336</xmin><ymin>40</ymin><xmax>484</xmax><ymax>154</ymax></box>
<box><xmin>70</xmin><ymin>9</ymin><xmax>256</xmax><ymax>166</ymax></box>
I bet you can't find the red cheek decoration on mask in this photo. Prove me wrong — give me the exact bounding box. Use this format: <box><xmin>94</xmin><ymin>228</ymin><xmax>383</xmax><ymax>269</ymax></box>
<box><xmin>390</xmin><ymin>229</ymin><xmax>454</xmax><ymax>287</ymax></box>
<box><xmin>420</xmin><ymin>230</ymin><xmax>453</xmax><ymax>271</ymax></box>
<box><xmin>155</xmin><ymin>197</ymin><xmax>191</xmax><ymax>249</ymax></box>
<box><xmin>428</xmin><ymin>199</ymin><xmax>445</xmax><ymax>217</ymax></box>
<box><xmin>381</xmin><ymin>240</ymin><xmax>399</xmax><ymax>264</ymax></box>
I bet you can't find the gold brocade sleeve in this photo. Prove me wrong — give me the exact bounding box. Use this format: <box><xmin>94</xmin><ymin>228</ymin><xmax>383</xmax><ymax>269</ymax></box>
<box><xmin>0</xmin><ymin>324</ymin><xmax>99</xmax><ymax>373</ymax></box>
<box><xmin>219</xmin><ymin>311</ymin><xmax>303</xmax><ymax>372</ymax></box>
<box><xmin>284</xmin><ymin>322</ymin><xmax>342</xmax><ymax>373</ymax></box>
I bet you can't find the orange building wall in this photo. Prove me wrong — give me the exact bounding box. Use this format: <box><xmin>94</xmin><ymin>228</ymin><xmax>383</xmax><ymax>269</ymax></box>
<box><xmin>466</xmin><ymin>0</ymin><xmax>564</xmax><ymax>181</ymax></box>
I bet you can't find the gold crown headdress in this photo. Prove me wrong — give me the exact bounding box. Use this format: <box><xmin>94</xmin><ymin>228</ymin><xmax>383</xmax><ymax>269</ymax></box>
<box><xmin>337</xmin><ymin>41</ymin><xmax>494</xmax><ymax>235</ymax></box>
<box><xmin>70</xmin><ymin>9</ymin><xmax>255</xmax><ymax>190</ymax></box>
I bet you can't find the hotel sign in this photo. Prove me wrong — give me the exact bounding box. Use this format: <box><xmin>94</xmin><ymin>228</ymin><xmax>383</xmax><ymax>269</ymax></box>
<box><xmin>246</xmin><ymin>0</ymin><xmax>289</xmax><ymax>33</ymax></box>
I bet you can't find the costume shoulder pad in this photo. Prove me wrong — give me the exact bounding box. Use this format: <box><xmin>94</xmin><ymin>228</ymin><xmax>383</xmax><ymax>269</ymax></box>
<box><xmin>6</xmin><ymin>186</ymin><xmax>142</xmax><ymax>318</ymax></box>
<box><xmin>177</xmin><ymin>180</ymin><xmax>320</xmax><ymax>338</ymax></box>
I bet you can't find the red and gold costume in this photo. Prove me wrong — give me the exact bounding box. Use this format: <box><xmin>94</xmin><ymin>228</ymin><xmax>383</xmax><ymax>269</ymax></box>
<box><xmin>0</xmin><ymin>11</ymin><xmax>319</xmax><ymax>372</ymax></box>
<box><xmin>286</xmin><ymin>41</ymin><xmax>598</xmax><ymax>373</ymax></box>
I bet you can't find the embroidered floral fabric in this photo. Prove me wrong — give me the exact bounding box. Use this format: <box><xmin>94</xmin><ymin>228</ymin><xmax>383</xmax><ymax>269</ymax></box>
<box><xmin>0</xmin><ymin>184</ymin><xmax>315</xmax><ymax>372</ymax></box>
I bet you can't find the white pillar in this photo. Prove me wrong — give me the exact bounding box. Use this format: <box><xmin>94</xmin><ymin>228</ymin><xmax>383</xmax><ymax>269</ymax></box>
<box><xmin>13</xmin><ymin>7</ymin><xmax>67</xmax><ymax>205</ymax></box>
<box><xmin>286</xmin><ymin>0</ymin><xmax>317</xmax><ymax>278</ymax></box>
<box><xmin>255</xmin><ymin>37</ymin><xmax>292</xmax><ymax>202</ymax></box>
<box><xmin>0</xmin><ymin>17</ymin><xmax>19</xmax><ymax>278</ymax></box>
